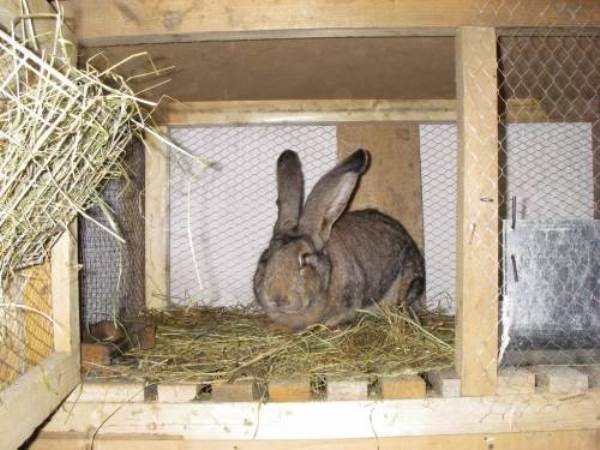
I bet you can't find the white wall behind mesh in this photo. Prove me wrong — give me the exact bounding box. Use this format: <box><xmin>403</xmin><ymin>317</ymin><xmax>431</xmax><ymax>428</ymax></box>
<box><xmin>167</xmin><ymin>122</ymin><xmax>593</xmax><ymax>311</ymax></box>
<box><xmin>504</xmin><ymin>123</ymin><xmax>593</xmax><ymax>220</ymax></box>
<box><xmin>419</xmin><ymin>124</ymin><xmax>458</xmax><ymax>312</ymax></box>
<box><xmin>169</xmin><ymin>126</ymin><xmax>337</xmax><ymax>306</ymax></box>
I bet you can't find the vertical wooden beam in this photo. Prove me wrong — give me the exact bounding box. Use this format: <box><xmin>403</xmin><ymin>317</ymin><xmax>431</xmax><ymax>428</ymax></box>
<box><xmin>51</xmin><ymin>222</ymin><xmax>80</xmax><ymax>360</ymax></box>
<box><xmin>337</xmin><ymin>123</ymin><xmax>424</xmax><ymax>249</ymax></box>
<box><xmin>144</xmin><ymin>127</ymin><xmax>170</xmax><ymax>310</ymax></box>
<box><xmin>455</xmin><ymin>27</ymin><xmax>499</xmax><ymax>396</ymax></box>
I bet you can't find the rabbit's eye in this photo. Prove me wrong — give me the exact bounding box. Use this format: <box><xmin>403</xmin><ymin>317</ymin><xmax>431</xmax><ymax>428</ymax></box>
<box><xmin>299</xmin><ymin>252</ymin><xmax>311</xmax><ymax>268</ymax></box>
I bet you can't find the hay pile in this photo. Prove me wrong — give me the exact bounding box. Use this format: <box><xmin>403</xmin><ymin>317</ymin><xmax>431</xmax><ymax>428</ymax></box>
<box><xmin>0</xmin><ymin>12</ymin><xmax>199</xmax><ymax>311</ymax></box>
<box><xmin>93</xmin><ymin>306</ymin><xmax>454</xmax><ymax>384</ymax></box>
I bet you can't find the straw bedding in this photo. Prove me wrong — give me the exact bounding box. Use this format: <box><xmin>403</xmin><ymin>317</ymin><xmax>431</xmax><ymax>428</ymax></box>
<box><xmin>90</xmin><ymin>305</ymin><xmax>454</xmax><ymax>385</ymax></box>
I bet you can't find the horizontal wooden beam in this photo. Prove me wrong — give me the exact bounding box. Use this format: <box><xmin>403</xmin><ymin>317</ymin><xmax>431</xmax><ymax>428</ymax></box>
<box><xmin>0</xmin><ymin>352</ymin><xmax>79</xmax><ymax>450</ymax></box>
<box><xmin>67</xmin><ymin>0</ymin><xmax>600</xmax><ymax>46</ymax></box>
<box><xmin>164</xmin><ymin>99</ymin><xmax>457</xmax><ymax>126</ymax></box>
<box><xmin>39</xmin><ymin>390</ymin><xmax>600</xmax><ymax>440</ymax></box>
<box><xmin>28</xmin><ymin>429</ymin><xmax>600</xmax><ymax>450</ymax></box>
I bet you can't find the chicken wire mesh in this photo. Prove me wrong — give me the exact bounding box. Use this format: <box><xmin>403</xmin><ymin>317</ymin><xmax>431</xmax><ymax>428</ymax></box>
<box><xmin>168</xmin><ymin>124</ymin><xmax>463</xmax><ymax>313</ymax></box>
<box><xmin>0</xmin><ymin>263</ymin><xmax>53</xmax><ymax>390</ymax></box>
<box><xmin>466</xmin><ymin>1</ymin><xmax>600</xmax><ymax>377</ymax></box>
<box><xmin>79</xmin><ymin>140</ymin><xmax>145</xmax><ymax>328</ymax></box>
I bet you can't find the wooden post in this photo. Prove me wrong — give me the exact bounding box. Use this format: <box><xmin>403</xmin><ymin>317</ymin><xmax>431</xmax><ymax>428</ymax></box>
<box><xmin>51</xmin><ymin>222</ymin><xmax>80</xmax><ymax>359</ymax></box>
<box><xmin>337</xmin><ymin>123</ymin><xmax>424</xmax><ymax>250</ymax></box>
<box><xmin>455</xmin><ymin>27</ymin><xmax>499</xmax><ymax>396</ymax></box>
<box><xmin>144</xmin><ymin>127</ymin><xmax>170</xmax><ymax>310</ymax></box>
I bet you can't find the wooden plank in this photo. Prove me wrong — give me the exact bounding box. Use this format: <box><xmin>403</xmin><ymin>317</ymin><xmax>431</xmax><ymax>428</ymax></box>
<box><xmin>454</xmin><ymin>27</ymin><xmax>499</xmax><ymax>397</ymax></box>
<box><xmin>496</xmin><ymin>368</ymin><xmax>535</xmax><ymax>396</ymax></box>
<box><xmin>85</xmin><ymin>38</ymin><xmax>455</xmax><ymax>104</ymax></box>
<box><xmin>67</xmin><ymin>0</ymin><xmax>600</xmax><ymax>46</ymax></box>
<box><xmin>144</xmin><ymin>127</ymin><xmax>170</xmax><ymax>310</ymax></box>
<box><xmin>166</xmin><ymin>99</ymin><xmax>457</xmax><ymax>127</ymax></box>
<box><xmin>533</xmin><ymin>366</ymin><xmax>589</xmax><ymax>394</ymax></box>
<box><xmin>0</xmin><ymin>352</ymin><xmax>79</xmax><ymax>450</ymax></box>
<box><xmin>326</xmin><ymin>378</ymin><xmax>369</xmax><ymax>401</ymax></box>
<box><xmin>51</xmin><ymin>222</ymin><xmax>80</xmax><ymax>358</ymax></box>
<box><xmin>381</xmin><ymin>375</ymin><xmax>426</xmax><ymax>399</ymax></box>
<box><xmin>37</xmin><ymin>390</ymin><xmax>600</xmax><ymax>439</ymax></box>
<box><xmin>211</xmin><ymin>381</ymin><xmax>262</xmax><ymax>402</ymax></box>
<box><xmin>427</xmin><ymin>369</ymin><xmax>461</xmax><ymax>398</ymax></box>
<box><xmin>66</xmin><ymin>381</ymin><xmax>145</xmax><ymax>403</ymax></box>
<box><xmin>157</xmin><ymin>383</ymin><xmax>198</xmax><ymax>403</ymax></box>
<box><xmin>267</xmin><ymin>379</ymin><xmax>312</xmax><ymax>402</ymax></box>
<box><xmin>26</xmin><ymin>429</ymin><xmax>600</xmax><ymax>450</ymax></box>
<box><xmin>337</xmin><ymin>123</ymin><xmax>424</xmax><ymax>250</ymax></box>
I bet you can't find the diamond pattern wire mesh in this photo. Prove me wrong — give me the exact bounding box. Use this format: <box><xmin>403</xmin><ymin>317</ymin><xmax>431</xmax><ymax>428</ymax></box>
<box><xmin>0</xmin><ymin>263</ymin><xmax>53</xmax><ymax>390</ymax></box>
<box><xmin>80</xmin><ymin>140</ymin><xmax>145</xmax><ymax>327</ymax></box>
<box><xmin>168</xmin><ymin>125</ymin><xmax>337</xmax><ymax>306</ymax></box>
<box><xmin>469</xmin><ymin>0</ymin><xmax>600</xmax><ymax>371</ymax></box>
<box><xmin>419</xmin><ymin>125</ymin><xmax>458</xmax><ymax>313</ymax></box>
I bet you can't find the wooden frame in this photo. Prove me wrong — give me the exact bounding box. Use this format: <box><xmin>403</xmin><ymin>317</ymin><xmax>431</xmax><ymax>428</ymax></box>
<box><xmin>144</xmin><ymin>127</ymin><xmax>170</xmax><ymax>310</ymax></box>
<box><xmin>454</xmin><ymin>27</ymin><xmax>499</xmax><ymax>396</ymax></box>
<box><xmin>67</xmin><ymin>0</ymin><xmax>600</xmax><ymax>46</ymax></box>
<box><xmin>27</xmin><ymin>430</ymin><xmax>600</xmax><ymax>450</ymax></box>
<box><xmin>0</xmin><ymin>223</ymin><xmax>80</xmax><ymax>450</ymax></box>
<box><xmin>32</xmin><ymin>387</ymin><xmax>600</xmax><ymax>445</ymax></box>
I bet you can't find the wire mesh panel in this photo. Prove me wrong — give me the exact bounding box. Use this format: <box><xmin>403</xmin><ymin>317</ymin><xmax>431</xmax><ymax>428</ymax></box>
<box><xmin>419</xmin><ymin>124</ymin><xmax>458</xmax><ymax>313</ymax></box>
<box><xmin>0</xmin><ymin>263</ymin><xmax>53</xmax><ymax>390</ymax></box>
<box><xmin>168</xmin><ymin>125</ymin><xmax>337</xmax><ymax>306</ymax></box>
<box><xmin>80</xmin><ymin>140</ymin><xmax>145</xmax><ymax>327</ymax></box>
<box><xmin>497</xmin><ymin>27</ymin><xmax>600</xmax><ymax>366</ymax></box>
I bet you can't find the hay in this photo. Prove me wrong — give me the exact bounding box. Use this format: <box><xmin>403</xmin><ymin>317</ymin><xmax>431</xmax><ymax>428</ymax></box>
<box><xmin>0</xmin><ymin>11</ymin><xmax>202</xmax><ymax>319</ymax></box>
<box><xmin>91</xmin><ymin>306</ymin><xmax>454</xmax><ymax>384</ymax></box>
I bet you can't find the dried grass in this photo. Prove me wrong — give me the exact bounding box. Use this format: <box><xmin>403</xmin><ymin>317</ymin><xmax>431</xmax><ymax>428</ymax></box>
<box><xmin>91</xmin><ymin>305</ymin><xmax>455</xmax><ymax>384</ymax></box>
<box><xmin>0</xmin><ymin>10</ymin><xmax>201</xmax><ymax>326</ymax></box>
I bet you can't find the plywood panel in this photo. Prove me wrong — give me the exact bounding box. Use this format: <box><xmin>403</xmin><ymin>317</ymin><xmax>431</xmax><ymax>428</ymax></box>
<box><xmin>26</xmin><ymin>429</ymin><xmax>600</xmax><ymax>450</ymax></box>
<box><xmin>337</xmin><ymin>123</ymin><xmax>424</xmax><ymax>249</ymax></box>
<box><xmin>81</xmin><ymin>37</ymin><xmax>455</xmax><ymax>103</ymax></box>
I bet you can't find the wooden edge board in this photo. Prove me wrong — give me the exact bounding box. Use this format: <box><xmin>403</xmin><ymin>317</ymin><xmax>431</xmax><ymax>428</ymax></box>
<box><xmin>66</xmin><ymin>381</ymin><xmax>145</xmax><ymax>403</ymax></box>
<box><xmin>496</xmin><ymin>367</ymin><xmax>535</xmax><ymax>396</ymax></box>
<box><xmin>67</xmin><ymin>0</ymin><xmax>600</xmax><ymax>47</ymax></box>
<box><xmin>27</xmin><ymin>429</ymin><xmax>600</xmax><ymax>450</ymax></box>
<box><xmin>532</xmin><ymin>366</ymin><xmax>589</xmax><ymax>394</ymax></box>
<box><xmin>163</xmin><ymin>99</ymin><xmax>457</xmax><ymax>126</ymax></box>
<box><xmin>381</xmin><ymin>375</ymin><xmax>426</xmax><ymax>399</ymax></box>
<box><xmin>427</xmin><ymin>369</ymin><xmax>461</xmax><ymax>398</ymax></box>
<box><xmin>0</xmin><ymin>352</ymin><xmax>79</xmax><ymax>450</ymax></box>
<box><xmin>38</xmin><ymin>389</ymin><xmax>600</xmax><ymax>439</ymax></box>
<box><xmin>157</xmin><ymin>383</ymin><xmax>199</xmax><ymax>403</ymax></box>
<box><xmin>326</xmin><ymin>378</ymin><xmax>369</xmax><ymax>401</ymax></box>
<box><xmin>267</xmin><ymin>379</ymin><xmax>313</xmax><ymax>402</ymax></box>
<box><xmin>211</xmin><ymin>380</ymin><xmax>264</xmax><ymax>402</ymax></box>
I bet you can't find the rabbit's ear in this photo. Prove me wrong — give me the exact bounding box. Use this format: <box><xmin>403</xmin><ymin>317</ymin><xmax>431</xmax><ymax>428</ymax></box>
<box><xmin>300</xmin><ymin>149</ymin><xmax>369</xmax><ymax>249</ymax></box>
<box><xmin>275</xmin><ymin>150</ymin><xmax>304</xmax><ymax>233</ymax></box>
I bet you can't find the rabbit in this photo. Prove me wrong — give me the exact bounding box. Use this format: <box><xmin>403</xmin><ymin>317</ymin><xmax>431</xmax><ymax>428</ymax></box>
<box><xmin>253</xmin><ymin>149</ymin><xmax>425</xmax><ymax>331</ymax></box>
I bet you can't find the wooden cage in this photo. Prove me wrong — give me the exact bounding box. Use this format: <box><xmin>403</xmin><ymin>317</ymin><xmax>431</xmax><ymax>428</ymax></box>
<box><xmin>1</xmin><ymin>1</ymin><xmax>600</xmax><ymax>449</ymax></box>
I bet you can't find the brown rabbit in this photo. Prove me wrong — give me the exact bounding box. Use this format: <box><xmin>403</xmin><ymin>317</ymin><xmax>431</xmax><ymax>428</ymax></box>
<box><xmin>253</xmin><ymin>149</ymin><xmax>424</xmax><ymax>331</ymax></box>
